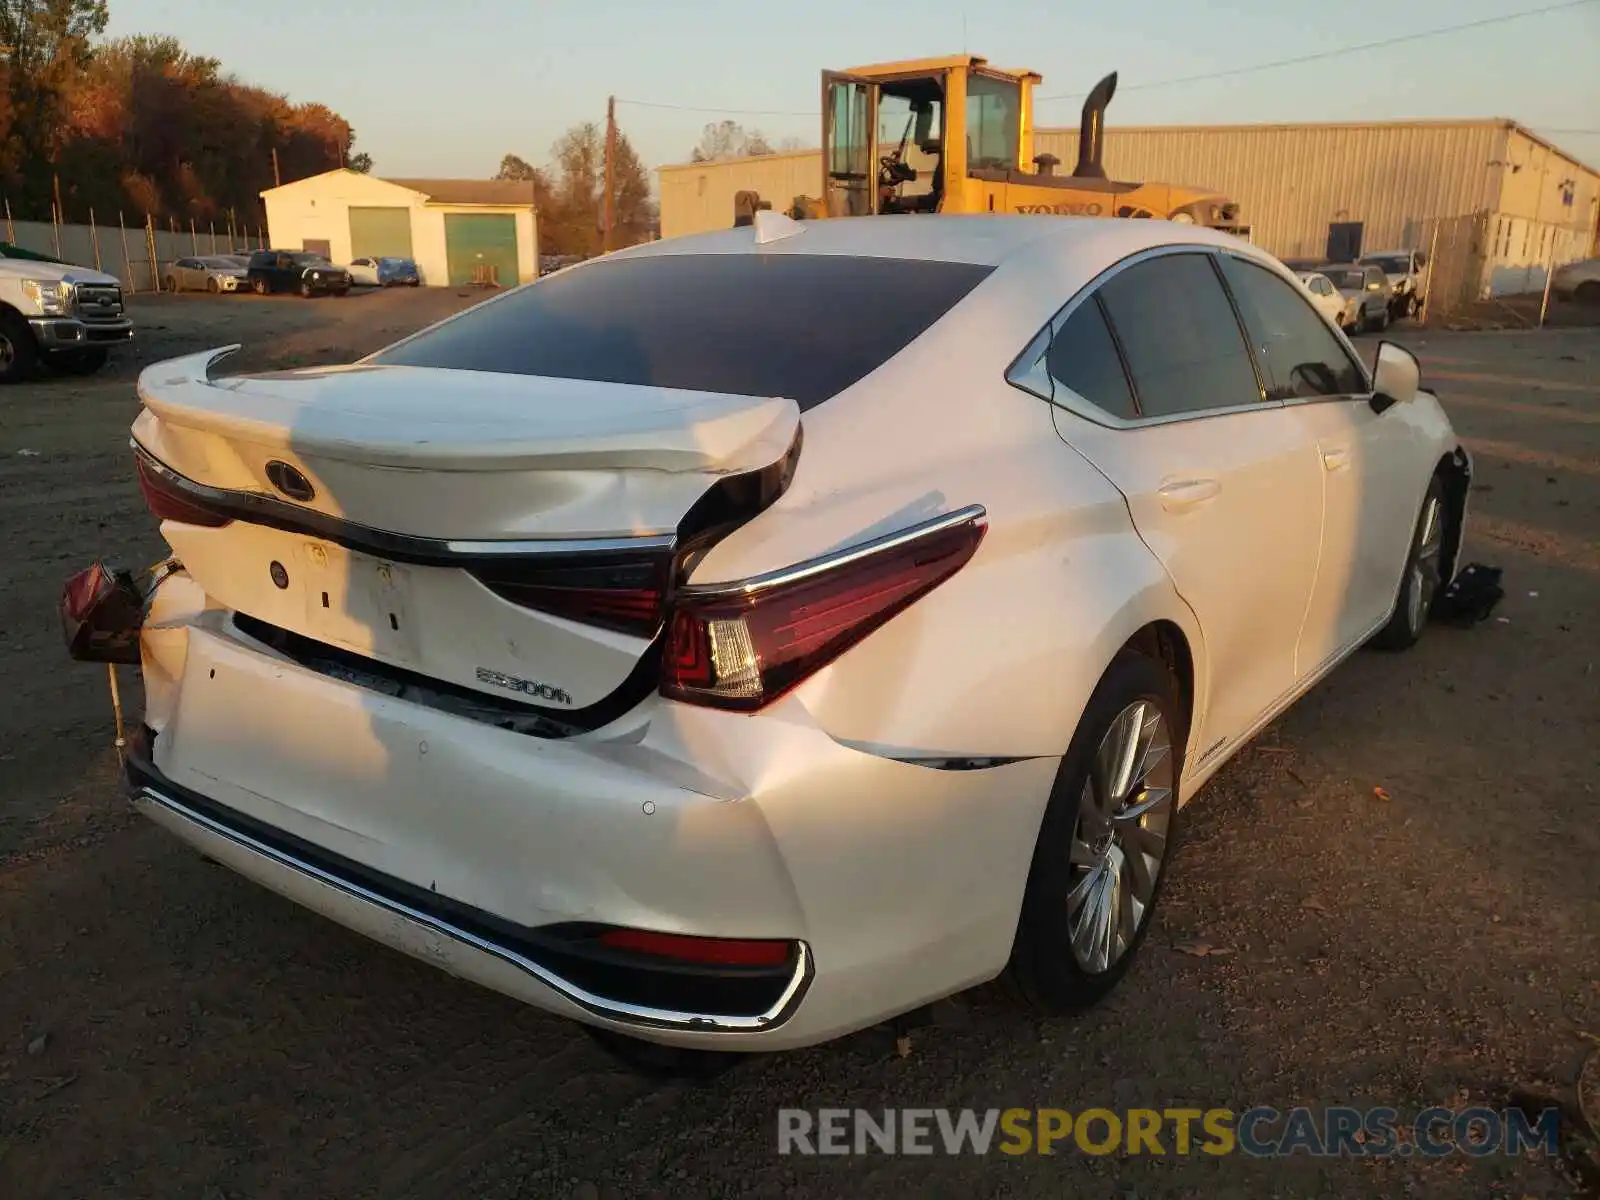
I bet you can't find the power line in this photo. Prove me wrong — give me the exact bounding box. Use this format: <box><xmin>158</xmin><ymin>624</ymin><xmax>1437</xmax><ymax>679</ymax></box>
<box><xmin>612</xmin><ymin>0</ymin><xmax>1597</xmax><ymax>123</ymax></box>
<box><xmin>1037</xmin><ymin>0</ymin><xmax>1600</xmax><ymax>101</ymax></box>
<box><xmin>617</xmin><ymin>98</ymin><xmax>816</xmax><ymax>118</ymax></box>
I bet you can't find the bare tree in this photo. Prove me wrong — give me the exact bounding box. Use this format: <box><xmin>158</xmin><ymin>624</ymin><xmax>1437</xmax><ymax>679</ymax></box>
<box><xmin>690</xmin><ymin>120</ymin><xmax>775</xmax><ymax>163</ymax></box>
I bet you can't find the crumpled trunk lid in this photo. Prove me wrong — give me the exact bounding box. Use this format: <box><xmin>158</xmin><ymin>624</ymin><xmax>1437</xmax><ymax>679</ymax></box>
<box><xmin>132</xmin><ymin>346</ymin><xmax>801</xmax><ymax>720</ymax></box>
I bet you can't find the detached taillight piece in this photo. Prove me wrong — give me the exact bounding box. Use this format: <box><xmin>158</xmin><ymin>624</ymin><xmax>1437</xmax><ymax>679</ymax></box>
<box><xmin>135</xmin><ymin>452</ymin><xmax>231</xmax><ymax>528</ymax></box>
<box><xmin>60</xmin><ymin>561</ymin><xmax>145</xmax><ymax>664</ymax></box>
<box><xmin>661</xmin><ymin>506</ymin><xmax>987</xmax><ymax>712</ymax></box>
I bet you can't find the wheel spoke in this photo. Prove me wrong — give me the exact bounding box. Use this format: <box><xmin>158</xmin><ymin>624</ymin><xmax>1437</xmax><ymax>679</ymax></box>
<box><xmin>1121</xmin><ymin>836</ymin><xmax>1156</xmax><ymax>902</ymax></box>
<box><xmin>1067</xmin><ymin>698</ymin><xmax>1178</xmax><ymax>975</ymax></box>
<box><xmin>1120</xmin><ymin>822</ymin><xmax>1167</xmax><ymax>860</ymax></box>
<box><xmin>1116</xmin><ymin>785</ymin><xmax>1172</xmax><ymax>824</ymax></box>
<box><xmin>1418</xmin><ymin>498</ymin><xmax>1443</xmax><ymax>558</ymax></box>
<box><xmin>1113</xmin><ymin>845</ymin><xmax>1139</xmax><ymax>949</ymax></box>
<box><xmin>1100</xmin><ymin>703</ymin><xmax>1144</xmax><ymax>803</ymax></box>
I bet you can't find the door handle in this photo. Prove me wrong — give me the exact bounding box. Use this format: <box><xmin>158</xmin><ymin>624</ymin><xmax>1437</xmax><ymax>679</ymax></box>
<box><xmin>1157</xmin><ymin>477</ymin><xmax>1221</xmax><ymax>512</ymax></box>
<box><xmin>1322</xmin><ymin>446</ymin><xmax>1351</xmax><ymax>472</ymax></box>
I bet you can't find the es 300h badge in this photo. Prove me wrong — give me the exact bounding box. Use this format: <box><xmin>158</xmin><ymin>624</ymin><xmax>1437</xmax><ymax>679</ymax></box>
<box><xmin>475</xmin><ymin>666</ymin><xmax>573</xmax><ymax>706</ymax></box>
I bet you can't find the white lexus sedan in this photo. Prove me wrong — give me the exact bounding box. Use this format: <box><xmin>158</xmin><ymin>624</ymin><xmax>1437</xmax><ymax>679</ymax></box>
<box><xmin>66</xmin><ymin>214</ymin><xmax>1470</xmax><ymax>1072</ymax></box>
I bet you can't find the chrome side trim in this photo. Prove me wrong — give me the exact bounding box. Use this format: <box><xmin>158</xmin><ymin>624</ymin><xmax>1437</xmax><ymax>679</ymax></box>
<box><xmin>1003</xmin><ymin>243</ymin><xmax>1300</xmax><ymax>432</ymax></box>
<box><xmin>679</xmin><ymin>503</ymin><xmax>988</xmax><ymax>599</ymax></box>
<box><xmin>443</xmin><ymin>533</ymin><xmax>677</xmax><ymax>556</ymax></box>
<box><xmin>134</xmin><ymin>786</ymin><xmax>813</xmax><ymax>1034</ymax></box>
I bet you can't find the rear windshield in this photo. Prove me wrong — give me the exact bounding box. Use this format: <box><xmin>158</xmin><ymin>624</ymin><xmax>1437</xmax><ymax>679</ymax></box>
<box><xmin>371</xmin><ymin>253</ymin><xmax>995</xmax><ymax>408</ymax></box>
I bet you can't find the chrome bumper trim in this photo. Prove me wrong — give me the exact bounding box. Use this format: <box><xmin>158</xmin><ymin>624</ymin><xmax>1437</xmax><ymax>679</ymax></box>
<box><xmin>134</xmin><ymin>784</ymin><xmax>813</xmax><ymax>1034</ymax></box>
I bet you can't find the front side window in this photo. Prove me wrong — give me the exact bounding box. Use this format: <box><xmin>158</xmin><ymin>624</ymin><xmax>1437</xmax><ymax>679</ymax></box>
<box><xmin>1094</xmin><ymin>254</ymin><xmax>1261</xmax><ymax>418</ymax></box>
<box><xmin>965</xmin><ymin>74</ymin><xmax>1020</xmax><ymax>171</ymax></box>
<box><xmin>1219</xmin><ymin>256</ymin><xmax>1364</xmax><ymax>400</ymax></box>
<box><xmin>373</xmin><ymin>253</ymin><xmax>994</xmax><ymax>410</ymax></box>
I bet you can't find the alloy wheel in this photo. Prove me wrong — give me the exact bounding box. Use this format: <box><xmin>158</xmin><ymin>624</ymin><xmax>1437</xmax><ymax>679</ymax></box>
<box><xmin>1407</xmin><ymin>494</ymin><xmax>1444</xmax><ymax>635</ymax></box>
<box><xmin>0</xmin><ymin>335</ymin><xmax>14</xmax><ymax>368</ymax></box>
<box><xmin>1067</xmin><ymin>700</ymin><xmax>1175</xmax><ymax>974</ymax></box>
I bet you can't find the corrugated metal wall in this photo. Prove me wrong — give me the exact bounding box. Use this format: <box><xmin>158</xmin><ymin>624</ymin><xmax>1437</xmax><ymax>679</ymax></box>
<box><xmin>658</xmin><ymin>150</ymin><xmax>822</xmax><ymax>239</ymax></box>
<box><xmin>657</xmin><ymin>121</ymin><xmax>1550</xmax><ymax>258</ymax></box>
<box><xmin>1033</xmin><ymin>121</ymin><xmax>1507</xmax><ymax>259</ymax></box>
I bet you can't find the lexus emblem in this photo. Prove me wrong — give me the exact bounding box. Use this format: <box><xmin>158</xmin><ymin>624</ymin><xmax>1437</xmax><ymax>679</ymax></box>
<box><xmin>265</xmin><ymin>460</ymin><xmax>315</xmax><ymax>502</ymax></box>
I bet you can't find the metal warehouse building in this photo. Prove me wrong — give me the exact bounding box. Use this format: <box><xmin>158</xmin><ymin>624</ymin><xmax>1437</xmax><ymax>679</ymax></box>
<box><xmin>262</xmin><ymin>169</ymin><xmax>539</xmax><ymax>287</ymax></box>
<box><xmin>659</xmin><ymin>119</ymin><xmax>1599</xmax><ymax>301</ymax></box>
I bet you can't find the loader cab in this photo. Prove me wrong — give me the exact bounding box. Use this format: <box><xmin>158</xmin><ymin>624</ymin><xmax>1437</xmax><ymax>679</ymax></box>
<box><xmin>818</xmin><ymin>53</ymin><xmax>1245</xmax><ymax>232</ymax></box>
<box><xmin>823</xmin><ymin>56</ymin><xmax>1034</xmax><ymax>219</ymax></box>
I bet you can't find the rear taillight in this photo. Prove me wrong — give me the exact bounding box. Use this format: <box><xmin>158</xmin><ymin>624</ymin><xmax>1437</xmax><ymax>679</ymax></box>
<box><xmin>660</xmin><ymin>509</ymin><xmax>986</xmax><ymax>712</ymax></box>
<box><xmin>135</xmin><ymin>453</ymin><xmax>231</xmax><ymax>528</ymax></box>
<box><xmin>471</xmin><ymin>553</ymin><xmax>672</xmax><ymax>639</ymax></box>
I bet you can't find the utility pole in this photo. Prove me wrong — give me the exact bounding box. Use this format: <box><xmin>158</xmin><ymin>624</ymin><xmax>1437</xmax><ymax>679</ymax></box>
<box><xmin>271</xmin><ymin>147</ymin><xmax>281</xmax><ymax>188</ymax></box>
<box><xmin>603</xmin><ymin>95</ymin><xmax>616</xmax><ymax>254</ymax></box>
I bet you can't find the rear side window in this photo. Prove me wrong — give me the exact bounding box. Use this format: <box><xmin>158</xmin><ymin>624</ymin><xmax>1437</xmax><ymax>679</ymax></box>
<box><xmin>1046</xmin><ymin>299</ymin><xmax>1137</xmax><ymax>420</ymax></box>
<box><xmin>1218</xmin><ymin>256</ymin><xmax>1364</xmax><ymax>400</ymax></box>
<box><xmin>373</xmin><ymin>253</ymin><xmax>995</xmax><ymax>409</ymax></box>
<box><xmin>1095</xmin><ymin>254</ymin><xmax>1262</xmax><ymax>418</ymax></box>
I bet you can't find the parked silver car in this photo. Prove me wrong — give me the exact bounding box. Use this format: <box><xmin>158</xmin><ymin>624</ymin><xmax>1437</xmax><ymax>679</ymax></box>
<box><xmin>1551</xmin><ymin>257</ymin><xmax>1600</xmax><ymax>304</ymax></box>
<box><xmin>1359</xmin><ymin>248</ymin><xmax>1429</xmax><ymax>318</ymax></box>
<box><xmin>1319</xmin><ymin>263</ymin><xmax>1392</xmax><ymax>333</ymax></box>
<box><xmin>164</xmin><ymin>256</ymin><xmax>248</xmax><ymax>294</ymax></box>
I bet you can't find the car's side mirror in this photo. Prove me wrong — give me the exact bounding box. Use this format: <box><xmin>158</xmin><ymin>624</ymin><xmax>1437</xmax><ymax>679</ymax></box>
<box><xmin>1370</xmin><ymin>341</ymin><xmax>1420</xmax><ymax>414</ymax></box>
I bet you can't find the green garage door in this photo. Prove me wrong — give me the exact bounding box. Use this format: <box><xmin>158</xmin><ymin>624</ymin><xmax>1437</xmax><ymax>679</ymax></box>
<box><xmin>444</xmin><ymin>213</ymin><xmax>519</xmax><ymax>286</ymax></box>
<box><xmin>348</xmin><ymin>206</ymin><xmax>414</xmax><ymax>260</ymax></box>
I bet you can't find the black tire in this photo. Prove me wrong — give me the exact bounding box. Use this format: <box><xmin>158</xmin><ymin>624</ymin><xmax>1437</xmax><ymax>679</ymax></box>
<box><xmin>206</xmin><ymin>277</ymin><xmax>219</xmax><ymax>294</ymax></box>
<box><xmin>1371</xmin><ymin>476</ymin><xmax>1446</xmax><ymax>652</ymax></box>
<box><xmin>409</xmin><ymin>278</ymin><xmax>420</xmax><ymax>287</ymax></box>
<box><xmin>334</xmin><ymin>285</ymin><xmax>350</xmax><ymax>297</ymax></box>
<box><xmin>0</xmin><ymin>310</ymin><xmax>39</xmax><ymax>384</ymax></box>
<box><xmin>1576</xmin><ymin>280</ymin><xmax>1600</xmax><ymax>305</ymax></box>
<box><xmin>581</xmin><ymin>1026</ymin><xmax>744</xmax><ymax>1083</ymax></box>
<box><xmin>300</xmin><ymin>280</ymin><xmax>315</xmax><ymax>298</ymax></box>
<box><xmin>1004</xmin><ymin>651</ymin><xmax>1186</xmax><ymax>1013</ymax></box>
<box><xmin>251</xmin><ymin>277</ymin><xmax>269</xmax><ymax>296</ymax></box>
<box><xmin>163</xmin><ymin>275</ymin><xmax>178</xmax><ymax>293</ymax></box>
<box><xmin>48</xmin><ymin>347</ymin><xmax>109</xmax><ymax>377</ymax></box>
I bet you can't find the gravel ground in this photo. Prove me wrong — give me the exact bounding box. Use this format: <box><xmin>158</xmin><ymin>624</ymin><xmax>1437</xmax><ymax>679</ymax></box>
<box><xmin>0</xmin><ymin>290</ymin><xmax>1595</xmax><ymax>1198</ymax></box>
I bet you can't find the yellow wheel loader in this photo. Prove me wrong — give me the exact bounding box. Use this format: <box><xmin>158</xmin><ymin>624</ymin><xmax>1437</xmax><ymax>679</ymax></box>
<box><xmin>732</xmin><ymin>55</ymin><xmax>1245</xmax><ymax>234</ymax></box>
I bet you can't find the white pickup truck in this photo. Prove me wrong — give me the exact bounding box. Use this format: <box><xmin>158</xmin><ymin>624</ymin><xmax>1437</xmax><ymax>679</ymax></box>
<box><xmin>0</xmin><ymin>255</ymin><xmax>135</xmax><ymax>383</ymax></box>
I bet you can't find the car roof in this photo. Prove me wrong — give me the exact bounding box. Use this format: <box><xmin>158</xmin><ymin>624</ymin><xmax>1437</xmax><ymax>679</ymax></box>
<box><xmin>615</xmin><ymin>214</ymin><xmax>1260</xmax><ymax>269</ymax></box>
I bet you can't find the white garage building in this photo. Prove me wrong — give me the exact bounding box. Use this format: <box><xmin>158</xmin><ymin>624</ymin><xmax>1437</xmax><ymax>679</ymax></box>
<box><xmin>261</xmin><ymin>169</ymin><xmax>539</xmax><ymax>287</ymax></box>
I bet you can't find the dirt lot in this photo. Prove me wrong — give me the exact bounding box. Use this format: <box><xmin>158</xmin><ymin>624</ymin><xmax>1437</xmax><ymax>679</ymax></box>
<box><xmin>1</xmin><ymin>291</ymin><xmax>1596</xmax><ymax>1199</ymax></box>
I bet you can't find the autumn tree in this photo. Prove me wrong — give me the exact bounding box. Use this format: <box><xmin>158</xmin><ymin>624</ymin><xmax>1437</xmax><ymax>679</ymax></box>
<box><xmin>8</xmin><ymin>28</ymin><xmax>371</xmax><ymax>224</ymax></box>
<box><xmin>502</xmin><ymin>122</ymin><xmax>654</xmax><ymax>258</ymax></box>
<box><xmin>0</xmin><ymin>0</ymin><xmax>110</xmax><ymax>206</ymax></box>
<box><xmin>495</xmin><ymin>153</ymin><xmax>541</xmax><ymax>182</ymax></box>
<box><xmin>690</xmin><ymin>120</ymin><xmax>773</xmax><ymax>162</ymax></box>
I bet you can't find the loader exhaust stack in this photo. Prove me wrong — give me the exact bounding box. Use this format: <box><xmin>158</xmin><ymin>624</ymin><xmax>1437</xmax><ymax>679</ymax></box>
<box><xmin>1073</xmin><ymin>72</ymin><xmax>1118</xmax><ymax>180</ymax></box>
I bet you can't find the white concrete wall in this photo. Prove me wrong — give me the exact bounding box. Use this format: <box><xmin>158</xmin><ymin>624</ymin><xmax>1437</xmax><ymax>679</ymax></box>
<box><xmin>263</xmin><ymin>170</ymin><xmax>537</xmax><ymax>286</ymax></box>
<box><xmin>263</xmin><ymin>170</ymin><xmax>424</xmax><ymax>265</ymax></box>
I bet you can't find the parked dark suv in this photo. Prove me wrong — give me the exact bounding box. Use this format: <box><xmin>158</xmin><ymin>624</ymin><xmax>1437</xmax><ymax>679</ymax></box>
<box><xmin>247</xmin><ymin>250</ymin><xmax>351</xmax><ymax>298</ymax></box>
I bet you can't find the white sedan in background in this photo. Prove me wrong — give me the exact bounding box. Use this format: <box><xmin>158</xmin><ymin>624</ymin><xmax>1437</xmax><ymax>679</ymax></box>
<box><xmin>1297</xmin><ymin>270</ymin><xmax>1359</xmax><ymax>331</ymax></box>
<box><xmin>65</xmin><ymin>214</ymin><xmax>1471</xmax><ymax>1075</ymax></box>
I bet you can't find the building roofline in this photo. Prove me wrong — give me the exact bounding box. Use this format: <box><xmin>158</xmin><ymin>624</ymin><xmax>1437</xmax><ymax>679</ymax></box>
<box><xmin>1506</xmin><ymin>121</ymin><xmax>1599</xmax><ymax>178</ymax></box>
<box><xmin>658</xmin><ymin>147</ymin><xmax>822</xmax><ymax>174</ymax></box>
<box><xmin>653</xmin><ymin>117</ymin><xmax>1599</xmax><ymax>178</ymax></box>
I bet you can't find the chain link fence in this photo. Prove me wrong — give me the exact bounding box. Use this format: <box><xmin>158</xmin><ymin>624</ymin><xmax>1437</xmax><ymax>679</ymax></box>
<box><xmin>1415</xmin><ymin>211</ymin><xmax>1491</xmax><ymax>327</ymax></box>
<box><xmin>2</xmin><ymin>202</ymin><xmax>267</xmax><ymax>292</ymax></box>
